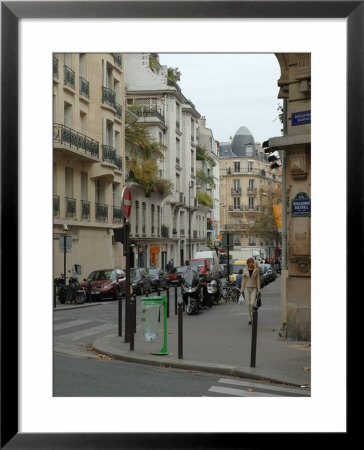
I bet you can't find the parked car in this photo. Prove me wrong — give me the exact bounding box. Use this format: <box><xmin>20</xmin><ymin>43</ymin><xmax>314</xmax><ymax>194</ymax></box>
<box><xmin>261</xmin><ymin>263</ymin><xmax>276</xmax><ymax>283</ymax></box>
<box><xmin>146</xmin><ymin>267</ymin><xmax>169</xmax><ymax>291</ymax></box>
<box><xmin>185</xmin><ymin>258</ymin><xmax>211</xmax><ymax>275</ymax></box>
<box><xmin>129</xmin><ymin>268</ymin><xmax>152</xmax><ymax>295</ymax></box>
<box><xmin>166</xmin><ymin>266</ymin><xmax>189</xmax><ymax>286</ymax></box>
<box><xmin>258</xmin><ymin>264</ymin><xmax>269</xmax><ymax>287</ymax></box>
<box><xmin>229</xmin><ymin>260</ymin><xmax>247</xmax><ymax>284</ymax></box>
<box><xmin>82</xmin><ymin>269</ymin><xmax>126</xmax><ymax>301</ymax></box>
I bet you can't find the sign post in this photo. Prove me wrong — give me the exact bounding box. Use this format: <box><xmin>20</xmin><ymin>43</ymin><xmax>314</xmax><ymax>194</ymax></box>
<box><xmin>59</xmin><ymin>235</ymin><xmax>72</xmax><ymax>282</ymax></box>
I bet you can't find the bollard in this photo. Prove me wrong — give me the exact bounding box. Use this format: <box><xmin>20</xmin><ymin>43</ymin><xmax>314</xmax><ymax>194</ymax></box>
<box><xmin>88</xmin><ymin>281</ymin><xmax>92</xmax><ymax>303</ymax></box>
<box><xmin>118</xmin><ymin>297</ymin><xmax>122</xmax><ymax>337</ymax></box>
<box><xmin>132</xmin><ymin>293</ymin><xmax>137</xmax><ymax>334</ymax></box>
<box><xmin>178</xmin><ymin>300</ymin><xmax>183</xmax><ymax>359</ymax></box>
<box><xmin>175</xmin><ymin>286</ymin><xmax>178</xmax><ymax>315</ymax></box>
<box><xmin>250</xmin><ymin>305</ymin><xmax>259</xmax><ymax>367</ymax></box>
<box><xmin>129</xmin><ymin>295</ymin><xmax>135</xmax><ymax>351</ymax></box>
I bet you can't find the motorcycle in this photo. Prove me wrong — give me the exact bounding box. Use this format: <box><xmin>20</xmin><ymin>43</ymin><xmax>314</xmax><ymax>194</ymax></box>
<box><xmin>58</xmin><ymin>277</ymin><xmax>86</xmax><ymax>304</ymax></box>
<box><xmin>206</xmin><ymin>279</ymin><xmax>220</xmax><ymax>305</ymax></box>
<box><xmin>181</xmin><ymin>267</ymin><xmax>201</xmax><ymax>315</ymax></box>
<box><xmin>54</xmin><ymin>274</ymin><xmax>66</xmax><ymax>302</ymax></box>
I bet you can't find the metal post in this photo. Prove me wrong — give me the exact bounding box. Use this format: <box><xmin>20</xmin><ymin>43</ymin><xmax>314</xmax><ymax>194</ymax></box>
<box><xmin>53</xmin><ymin>283</ymin><xmax>56</xmax><ymax>308</ymax></box>
<box><xmin>175</xmin><ymin>285</ymin><xmax>177</xmax><ymax>315</ymax></box>
<box><xmin>129</xmin><ymin>294</ymin><xmax>135</xmax><ymax>351</ymax></box>
<box><xmin>178</xmin><ymin>301</ymin><xmax>183</xmax><ymax>359</ymax></box>
<box><xmin>250</xmin><ymin>305</ymin><xmax>259</xmax><ymax>367</ymax></box>
<box><xmin>63</xmin><ymin>236</ymin><xmax>67</xmax><ymax>286</ymax></box>
<box><xmin>124</xmin><ymin>221</ymin><xmax>131</xmax><ymax>343</ymax></box>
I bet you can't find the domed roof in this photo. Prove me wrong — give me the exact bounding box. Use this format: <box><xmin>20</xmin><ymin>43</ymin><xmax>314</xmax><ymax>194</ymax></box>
<box><xmin>231</xmin><ymin>126</ymin><xmax>256</xmax><ymax>157</ymax></box>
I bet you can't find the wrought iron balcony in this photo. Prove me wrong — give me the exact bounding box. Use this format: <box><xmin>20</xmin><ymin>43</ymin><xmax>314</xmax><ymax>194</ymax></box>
<box><xmin>53</xmin><ymin>195</ymin><xmax>60</xmax><ymax>217</ymax></box>
<box><xmin>79</xmin><ymin>77</ymin><xmax>89</xmax><ymax>98</ymax></box>
<box><xmin>65</xmin><ymin>197</ymin><xmax>76</xmax><ymax>218</ymax></box>
<box><xmin>114</xmin><ymin>53</ymin><xmax>122</xmax><ymax>69</ymax></box>
<box><xmin>81</xmin><ymin>200</ymin><xmax>90</xmax><ymax>220</ymax></box>
<box><xmin>113</xmin><ymin>206</ymin><xmax>122</xmax><ymax>222</ymax></box>
<box><xmin>102</xmin><ymin>145</ymin><xmax>116</xmax><ymax>165</ymax></box>
<box><xmin>247</xmin><ymin>187</ymin><xmax>257</xmax><ymax>195</ymax></box>
<box><xmin>132</xmin><ymin>106</ymin><xmax>164</xmax><ymax>122</ymax></box>
<box><xmin>231</xmin><ymin>187</ymin><xmax>242</xmax><ymax>194</ymax></box>
<box><xmin>53</xmin><ymin>57</ymin><xmax>58</xmax><ymax>79</ymax></box>
<box><xmin>114</xmin><ymin>155</ymin><xmax>122</xmax><ymax>171</ymax></box>
<box><xmin>53</xmin><ymin>123</ymin><xmax>99</xmax><ymax>158</ymax></box>
<box><xmin>115</xmin><ymin>102</ymin><xmax>122</xmax><ymax>120</ymax></box>
<box><xmin>229</xmin><ymin>205</ymin><xmax>243</xmax><ymax>211</ymax></box>
<box><xmin>64</xmin><ymin>65</ymin><xmax>75</xmax><ymax>90</ymax></box>
<box><xmin>102</xmin><ymin>86</ymin><xmax>116</xmax><ymax>109</ymax></box>
<box><xmin>96</xmin><ymin>202</ymin><xmax>108</xmax><ymax>222</ymax></box>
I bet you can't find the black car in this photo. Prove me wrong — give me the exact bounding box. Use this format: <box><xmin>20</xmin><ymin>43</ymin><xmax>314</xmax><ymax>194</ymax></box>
<box><xmin>146</xmin><ymin>267</ymin><xmax>169</xmax><ymax>291</ymax></box>
<box><xmin>129</xmin><ymin>268</ymin><xmax>152</xmax><ymax>295</ymax></box>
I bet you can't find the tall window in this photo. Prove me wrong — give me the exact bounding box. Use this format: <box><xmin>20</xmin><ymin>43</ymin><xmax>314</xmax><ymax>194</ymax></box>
<box><xmin>142</xmin><ymin>202</ymin><xmax>146</xmax><ymax>234</ymax></box>
<box><xmin>151</xmin><ymin>204</ymin><xmax>155</xmax><ymax>234</ymax></box>
<box><xmin>233</xmin><ymin>197</ymin><xmax>240</xmax><ymax>210</ymax></box>
<box><xmin>249</xmin><ymin>179</ymin><xmax>254</xmax><ymax>191</ymax></box>
<box><xmin>249</xmin><ymin>197</ymin><xmax>254</xmax><ymax>209</ymax></box>
<box><xmin>248</xmin><ymin>161</ymin><xmax>253</xmax><ymax>173</ymax></box>
<box><xmin>65</xmin><ymin>167</ymin><xmax>73</xmax><ymax>198</ymax></box>
<box><xmin>81</xmin><ymin>172</ymin><xmax>88</xmax><ymax>200</ymax></box>
<box><xmin>176</xmin><ymin>173</ymin><xmax>180</xmax><ymax>192</ymax></box>
<box><xmin>234</xmin><ymin>161</ymin><xmax>240</xmax><ymax>173</ymax></box>
<box><xmin>176</xmin><ymin>138</ymin><xmax>180</xmax><ymax>163</ymax></box>
<box><xmin>233</xmin><ymin>179</ymin><xmax>240</xmax><ymax>192</ymax></box>
<box><xmin>64</xmin><ymin>102</ymin><xmax>72</xmax><ymax>128</ymax></box>
<box><xmin>246</xmin><ymin>144</ymin><xmax>253</xmax><ymax>157</ymax></box>
<box><xmin>79</xmin><ymin>53</ymin><xmax>86</xmax><ymax>78</ymax></box>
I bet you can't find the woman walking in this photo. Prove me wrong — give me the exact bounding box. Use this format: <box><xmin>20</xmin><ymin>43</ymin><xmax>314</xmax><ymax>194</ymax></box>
<box><xmin>241</xmin><ymin>258</ymin><xmax>261</xmax><ymax>325</ymax></box>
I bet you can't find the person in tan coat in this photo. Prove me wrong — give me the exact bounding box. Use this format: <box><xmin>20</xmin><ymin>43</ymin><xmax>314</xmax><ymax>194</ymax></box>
<box><xmin>241</xmin><ymin>258</ymin><xmax>261</xmax><ymax>325</ymax></box>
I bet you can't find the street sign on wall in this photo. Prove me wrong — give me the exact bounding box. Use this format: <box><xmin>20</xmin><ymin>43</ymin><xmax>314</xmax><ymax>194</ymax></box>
<box><xmin>292</xmin><ymin>192</ymin><xmax>311</xmax><ymax>217</ymax></box>
<box><xmin>59</xmin><ymin>235</ymin><xmax>72</xmax><ymax>252</ymax></box>
<box><xmin>121</xmin><ymin>186</ymin><xmax>132</xmax><ymax>218</ymax></box>
<box><xmin>291</xmin><ymin>110</ymin><xmax>311</xmax><ymax>126</ymax></box>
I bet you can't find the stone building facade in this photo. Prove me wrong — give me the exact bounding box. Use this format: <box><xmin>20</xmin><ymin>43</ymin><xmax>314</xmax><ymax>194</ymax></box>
<box><xmin>269</xmin><ymin>53</ymin><xmax>311</xmax><ymax>340</ymax></box>
<box><xmin>53</xmin><ymin>53</ymin><xmax>126</xmax><ymax>280</ymax></box>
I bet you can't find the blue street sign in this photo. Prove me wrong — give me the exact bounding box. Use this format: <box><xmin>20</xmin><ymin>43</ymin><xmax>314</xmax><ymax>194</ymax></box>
<box><xmin>292</xmin><ymin>192</ymin><xmax>311</xmax><ymax>217</ymax></box>
<box><xmin>291</xmin><ymin>110</ymin><xmax>311</xmax><ymax>126</ymax></box>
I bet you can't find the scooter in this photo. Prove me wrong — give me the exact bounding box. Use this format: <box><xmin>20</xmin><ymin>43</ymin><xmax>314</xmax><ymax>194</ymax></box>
<box><xmin>58</xmin><ymin>277</ymin><xmax>86</xmax><ymax>304</ymax></box>
<box><xmin>54</xmin><ymin>274</ymin><xmax>66</xmax><ymax>303</ymax></box>
<box><xmin>181</xmin><ymin>268</ymin><xmax>201</xmax><ymax>315</ymax></box>
<box><xmin>206</xmin><ymin>279</ymin><xmax>220</xmax><ymax>305</ymax></box>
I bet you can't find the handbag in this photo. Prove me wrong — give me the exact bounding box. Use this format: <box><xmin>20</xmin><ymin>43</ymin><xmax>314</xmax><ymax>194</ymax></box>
<box><xmin>238</xmin><ymin>293</ymin><xmax>245</xmax><ymax>304</ymax></box>
<box><xmin>256</xmin><ymin>292</ymin><xmax>262</xmax><ymax>308</ymax></box>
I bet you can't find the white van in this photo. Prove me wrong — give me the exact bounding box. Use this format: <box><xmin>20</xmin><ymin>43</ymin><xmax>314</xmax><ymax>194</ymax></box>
<box><xmin>194</xmin><ymin>251</ymin><xmax>219</xmax><ymax>267</ymax></box>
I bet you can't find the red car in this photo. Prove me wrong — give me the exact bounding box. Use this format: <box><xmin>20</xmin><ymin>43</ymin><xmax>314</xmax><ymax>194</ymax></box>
<box><xmin>166</xmin><ymin>266</ymin><xmax>188</xmax><ymax>286</ymax></box>
<box><xmin>82</xmin><ymin>269</ymin><xmax>127</xmax><ymax>301</ymax></box>
<box><xmin>185</xmin><ymin>258</ymin><xmax>211</xmax><ymax>275</ymax></box>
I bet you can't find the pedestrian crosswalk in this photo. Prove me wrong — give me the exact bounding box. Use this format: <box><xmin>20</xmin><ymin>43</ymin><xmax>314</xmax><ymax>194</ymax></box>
<box><xmin>54</xmin><ymin>317</ymin><xmax>117</xmax><ymax>343</ymax></box>
<box><xmin>205</xmin><ymin>378</ymin><xmax>310</xmax><ymax>397</ymax></box>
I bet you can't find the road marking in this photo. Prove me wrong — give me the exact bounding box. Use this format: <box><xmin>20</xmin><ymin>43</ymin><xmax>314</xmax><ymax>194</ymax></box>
<box><xmin>54</xmin><ymin>319</ymin><xmax>90</xmax><ymax>331</ymax></box>
<box><xmin>218</xmin><ymin>378</ymin><xmax>310</xmax><ymax>396</ymax></box>
<box><xmin>208</xmin><ymin>385</ymin><xmax>280</xmax><ymax>397</ymax></box>
<box><xmin>66</xmin><ymin>323</ymin><xmax>117</xmax><ymax>341</ymax></box>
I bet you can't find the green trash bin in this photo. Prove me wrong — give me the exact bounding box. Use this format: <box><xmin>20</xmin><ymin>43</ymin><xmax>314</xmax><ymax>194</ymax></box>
<box><xmin>140</xmin><ymin>296</ymin><xmax>168</xmax><ymax>355</ymax></box>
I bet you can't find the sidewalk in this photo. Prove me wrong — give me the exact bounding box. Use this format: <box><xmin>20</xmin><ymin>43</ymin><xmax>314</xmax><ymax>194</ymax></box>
<box><xmin>91</xmin><ymin>277</ymin><xmax>311</xmax><ymax>389</ymax></box>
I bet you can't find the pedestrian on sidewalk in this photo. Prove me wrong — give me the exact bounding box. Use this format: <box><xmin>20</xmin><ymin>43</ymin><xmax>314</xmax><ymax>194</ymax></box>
<box><xmin>241</xmin><ymin>257</ymin><xmax>261</xmax><ymax>325</ymax></box>
<box><xmin>236</xmin><ymin>268</ymin><xmax>243</xmax><ymax>289</ymax></box>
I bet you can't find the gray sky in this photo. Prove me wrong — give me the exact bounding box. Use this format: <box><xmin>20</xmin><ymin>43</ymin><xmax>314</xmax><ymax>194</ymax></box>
<box><xmin>159</xmin><ymin>53</ymin><xmax>283</xmax><ymax>145</ymax></box>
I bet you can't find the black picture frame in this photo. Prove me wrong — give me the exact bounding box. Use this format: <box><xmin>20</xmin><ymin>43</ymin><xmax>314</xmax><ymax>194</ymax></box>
<box><xmin>1</xmin><ymin>1</ymin><xmax>358</xmax><ymax>448</ymax></box>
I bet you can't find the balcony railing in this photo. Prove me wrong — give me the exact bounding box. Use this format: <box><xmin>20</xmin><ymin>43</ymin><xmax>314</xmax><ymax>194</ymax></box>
<box><xmin>114</xmin><ymin>155</ymin><xmax>122</xmax><ymax>171</ymax></box>
<box><xmin>247</xmin><ymin>187</ymin><xmax>257</xmax><ymax>195</ymax></box>
<box><xmin>229</xmin><ymin>205</ymin><xmax>243</xmax><ymax>211</ymax></box>
<box><xmin>65</xmin><ymin>197</ymin><xmax>76</xmax><ymax>218</ymax></box>
<box><xmin>115</xmin><ymin>102</ymin><xmax>122</xmax><ymax>120</ymax></box>
<box><xmin>231</xmin><ymin>187</ymin><xmax>242</xmax><ymax>194</ymax></box>
<box><xmin>79</xmin><ymin>77</ymin><xmax>89</xmax><ymax>98</ymax></box>
<box><xmin>102</xmin><ymin>86</ymin><xmax>116</xmax><ymax>109</ymax></box>
<box><xmin>96</xmin><ymin>203</ymin><xmax>108</xmax><ymax>222</ymax></box>
<box><xmin>53</xmin><ymin>57</ymin><xmax>58</xmax><ymax>79</ymax></box>
<box><xmin>53</xmin><ymin>195</ymin><xmax>60</xmax><ymax>217</ymax></box>
<box><xmin>113</xmin><ymin>206</ymin><xmax>122</xmax><ymax>222</ymax></box>
<box><xmin>102</xmin><ymin>145</ymin><xmax>117</xmax><ymax>165</ymax></box>
<box><xmin>81</xmin><ymin>200</ymin><xmax>90</xmax><ymax>220</ymax></box>
<box><xmin>64</xmin><ymin>65</ymin><xmax>75</xmax><ymax>90</ymax></box>
<box><xmin>53</xmin><ymin>123</ymin><xmax>99</xmax><ymax>158</ymax></box>
<box><xmin>114</xmin><ymin>53</ymin><xmax>122</xmax><ymax>69</ymax></box>
<box><xmin>132</xmin><ymin>106</ymin><xmax>164</xmax><ymax>122</ymax></box>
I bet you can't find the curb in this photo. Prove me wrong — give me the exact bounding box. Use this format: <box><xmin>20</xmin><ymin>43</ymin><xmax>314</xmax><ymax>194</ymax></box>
<box><xmin>92</xmin><ymin>336</ymin><xmax>307</xmax><ymax>388</ymax></box>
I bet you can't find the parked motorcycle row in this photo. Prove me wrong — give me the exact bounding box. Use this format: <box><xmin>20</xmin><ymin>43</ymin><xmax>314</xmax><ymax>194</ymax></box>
<box><xmin>54</xmin><ymin>274</ymin><xmax>87</xmax><ymax>305</ymax></box>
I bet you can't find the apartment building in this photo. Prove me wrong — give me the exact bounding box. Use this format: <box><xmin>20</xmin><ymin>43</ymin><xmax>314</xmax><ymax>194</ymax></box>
<box><xmin>218</xmin><ymin>125</ymin><xmax>282</xmax><ymax>257</ymax></box>
<box><xmin>124</xmin><ymin>53</ymin><xmax>209</xmax><ymax>268</ymax></box>
<box><xmin>53</xmin><ymin>53</ymin><xmax>126</xmax><ymax>279</ymax></box>
<box><xmin>197</xmin><ymin>116</ymin><xmax>220</xmax><ymax>246</ymax></box>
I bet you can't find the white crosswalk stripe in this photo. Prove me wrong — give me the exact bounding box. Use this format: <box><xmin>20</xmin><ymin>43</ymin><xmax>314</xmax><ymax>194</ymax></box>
<box><xmin>206</xmin><ymin>378</ymin><xmax>310</xmax><ymax>397</ymax></box>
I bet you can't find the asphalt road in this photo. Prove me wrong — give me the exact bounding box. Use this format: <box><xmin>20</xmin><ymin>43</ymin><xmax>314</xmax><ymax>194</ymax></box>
<box><xmin>53</xmin><ymin>354</ymin><xmax>309</xmax><ymax>397</ymax></box>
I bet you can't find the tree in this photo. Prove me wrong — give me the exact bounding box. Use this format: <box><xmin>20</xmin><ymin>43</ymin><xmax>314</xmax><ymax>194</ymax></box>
<box><xmin>247</xmin><ymin>210</ymin><xmax>281</xmax><ymax>247</ymax></box>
